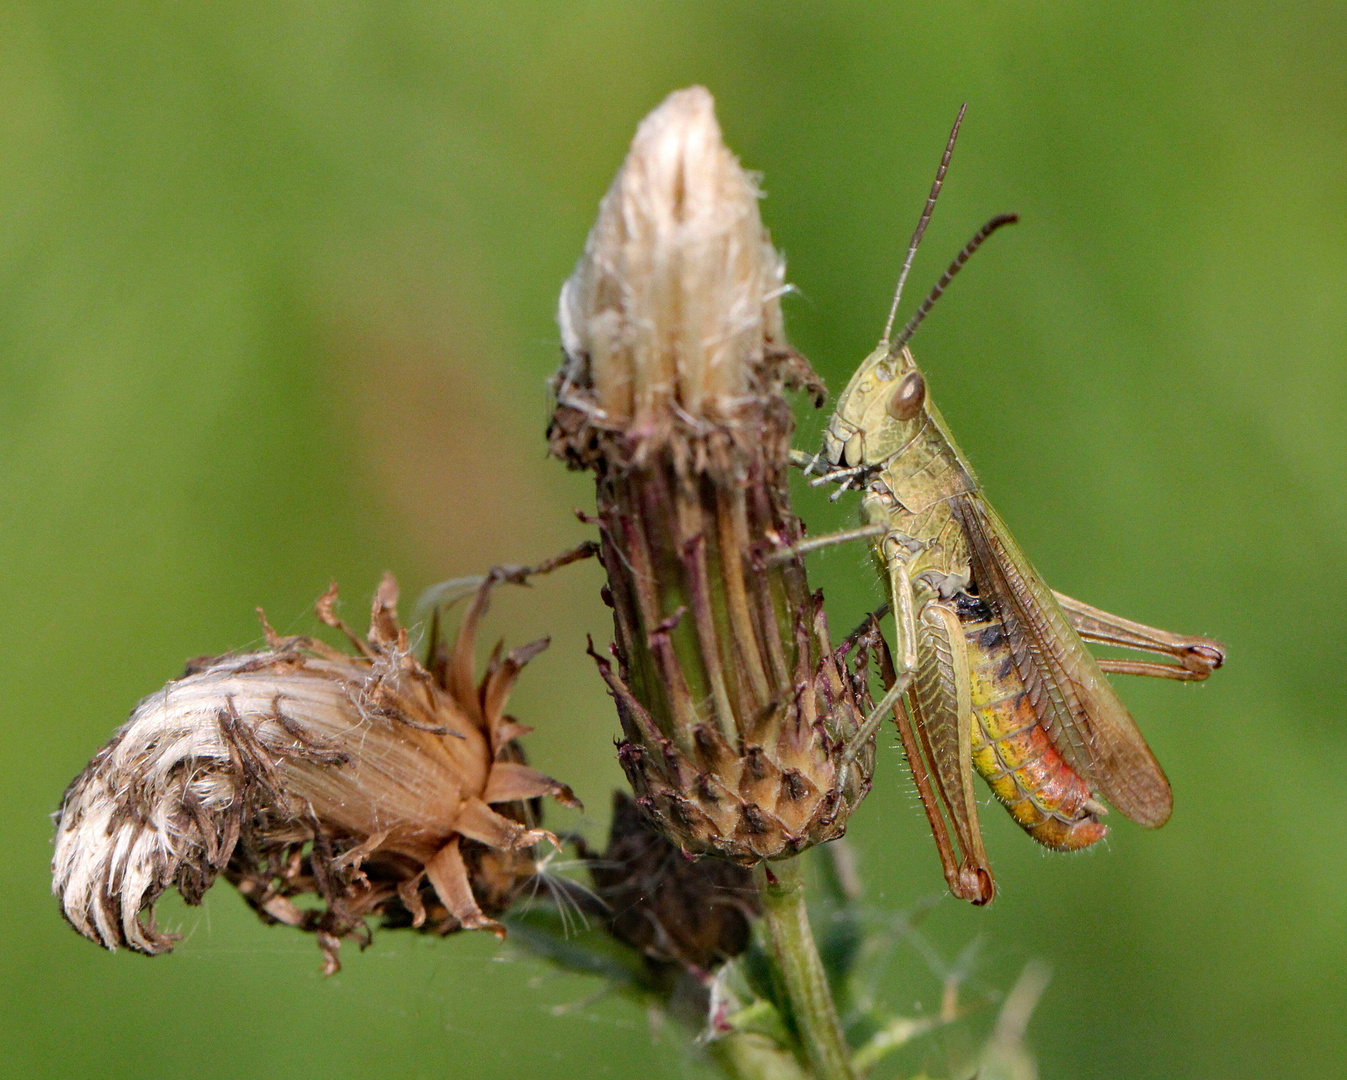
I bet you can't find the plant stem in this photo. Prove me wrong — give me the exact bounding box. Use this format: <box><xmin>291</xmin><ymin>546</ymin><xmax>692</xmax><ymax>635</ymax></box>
<box><xmin>753</xmin><ymin>859</ymin><xmax>855</xmax><ymax>1080</ymax></box>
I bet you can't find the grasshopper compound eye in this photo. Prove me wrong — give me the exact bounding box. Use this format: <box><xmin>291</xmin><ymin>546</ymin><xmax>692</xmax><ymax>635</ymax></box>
<box><xmin>887</xmin><ymin>371</ymin><xmax>926</xmax><ymax>421</ymax></box>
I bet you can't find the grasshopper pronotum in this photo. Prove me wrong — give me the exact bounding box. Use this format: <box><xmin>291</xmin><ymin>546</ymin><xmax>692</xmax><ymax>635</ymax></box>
<box><xmin>793</xmin><ymin>108</ymin><xmax>1224</xmax><ymax>904</ymax></box>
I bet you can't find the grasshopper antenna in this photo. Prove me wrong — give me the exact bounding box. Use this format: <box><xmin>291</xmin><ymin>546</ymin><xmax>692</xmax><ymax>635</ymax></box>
<box><xmin>880</xmin><ymin>103</ymin><xmax>967</xmax><ymax>348</ymax></box>
<box><xmin>889</xmin><ymin>212</ymin><xmax>1019</xmax><ymax>354</ymax></box>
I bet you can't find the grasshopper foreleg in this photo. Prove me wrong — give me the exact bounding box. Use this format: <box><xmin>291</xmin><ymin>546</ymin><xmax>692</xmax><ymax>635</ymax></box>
<box><xmin>1053</xmin><ymin>591</ymin><xmax>1226</xmax><ymax>681</ymax></box>
<box><xmin>843</xmin><ymin>552</ymin><xmax>920</xmax><ymax>762</ymax></box>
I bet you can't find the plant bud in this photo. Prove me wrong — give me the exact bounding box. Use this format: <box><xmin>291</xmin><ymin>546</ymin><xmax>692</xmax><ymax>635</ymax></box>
<box><xmin>589</xmin><ymin>792</ymin><xmax>759</xmax><ymax>974</ymax></box>
<box><xmin>549</xmin><ymin>87</ymin><xmax>873</xmax><ymax>863</ymax></box>
<box><xmin>52</xmin><ymin>574</ymin><xmax>577</xmax><ymax>974</ymax></box>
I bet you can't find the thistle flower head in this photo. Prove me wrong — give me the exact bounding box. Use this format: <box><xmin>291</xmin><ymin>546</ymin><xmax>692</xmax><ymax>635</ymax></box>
<box><xmin>53</xmin><ymin>573</ymin><xmax>577</xmax><ymax>973</ymax></box>
<box><xmin>550</xmin><ymin>88</ymin><xmax>871</xmax><ymax>864</ymax></box>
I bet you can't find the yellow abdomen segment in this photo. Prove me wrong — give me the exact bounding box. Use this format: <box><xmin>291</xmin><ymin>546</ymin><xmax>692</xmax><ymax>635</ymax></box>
<box><xmin>961</xmin><ymin>608</ymin><xmax>1106</xmax><ymax>852</ymax></box>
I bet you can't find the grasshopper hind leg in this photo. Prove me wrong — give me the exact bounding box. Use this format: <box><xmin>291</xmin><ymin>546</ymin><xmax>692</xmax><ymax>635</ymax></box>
<box><xmin>861</xmin><ymin>597</ymin><xmax>995</xmax><ymax>906</ymax></box>
<box><xmin>1053</xmin><ymin>591</ymin><xmax>1226</xmax><ymax>681</ymax></box>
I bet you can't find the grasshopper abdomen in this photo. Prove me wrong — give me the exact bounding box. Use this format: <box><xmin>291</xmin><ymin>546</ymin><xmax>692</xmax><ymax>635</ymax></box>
<box><xmin>958</xmin><ymin>595</ymin><xmax>1108</xmax><ymax>852</ymax></box>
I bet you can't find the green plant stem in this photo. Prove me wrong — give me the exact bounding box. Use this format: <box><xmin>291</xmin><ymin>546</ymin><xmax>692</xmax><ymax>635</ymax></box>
<box><xmin>753</xmin><ymin>859</ymin><xmax>855</xmax><ymax>1080</ymax></box>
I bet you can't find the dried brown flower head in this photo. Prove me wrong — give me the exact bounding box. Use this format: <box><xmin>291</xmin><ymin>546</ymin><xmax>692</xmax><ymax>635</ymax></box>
<box><xmin>549</xmin><ymin>87</ymin><xmax>873</xmax><ymax>864</ymax></box>
<box><xmin>589</xmin><ymin>792</ymin><xmax>760</xmax><ymax>975</ymax></box>
<box><xmin>52</xmin><ymin>572</ymin><xmax>577</xmax><ymax>973</ymax></box>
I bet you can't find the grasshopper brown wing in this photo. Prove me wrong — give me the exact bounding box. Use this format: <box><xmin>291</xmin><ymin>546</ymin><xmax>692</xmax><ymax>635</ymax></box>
<box><xmin>950</xmin><ymin>494</ymin><xmax>1173</xmax><ymax>828</ymax></box>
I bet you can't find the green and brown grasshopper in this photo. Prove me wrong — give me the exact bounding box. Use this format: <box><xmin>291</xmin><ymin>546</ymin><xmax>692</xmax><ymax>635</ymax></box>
<box><xmin>795</xmin><ymin>110</ymin><xmax>1224</xmax><ymax>904</ymax></box>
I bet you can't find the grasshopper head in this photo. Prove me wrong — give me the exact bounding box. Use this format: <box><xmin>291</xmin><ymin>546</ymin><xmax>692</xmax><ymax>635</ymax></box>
<box><xmin>822</xmin><ymin>343</ymin><xmax>928</xmax><ymax>469</ymax></box>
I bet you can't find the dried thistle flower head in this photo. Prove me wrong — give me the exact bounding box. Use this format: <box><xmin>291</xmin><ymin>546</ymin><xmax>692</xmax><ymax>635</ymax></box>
<box><xmin>550</xmin><ymin>87</ymin><xmax>872</xmax><ymax>864</ymax></box>
<box><xmin>589</xmin><ymin>792</ymin><xmax>760</xmax><ymax>975</ymax></box>
<box><xmin>52</xmin><ymin>573</ymin><xmax>577</xmax><ymax>973</ymax></box>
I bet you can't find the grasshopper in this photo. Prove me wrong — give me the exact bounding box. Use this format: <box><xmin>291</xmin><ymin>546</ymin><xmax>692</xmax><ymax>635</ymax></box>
<box><xmin>798</xmin><ymin>109</ymin><xmax>1225</xmax><ymax>904</ymax></box>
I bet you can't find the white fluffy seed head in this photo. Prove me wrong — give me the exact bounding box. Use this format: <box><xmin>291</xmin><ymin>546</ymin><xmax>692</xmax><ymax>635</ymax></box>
<box><xmin>556</xmin><ymin>86</ymin><xmax>787</xmax><ymax>435</ymax></box>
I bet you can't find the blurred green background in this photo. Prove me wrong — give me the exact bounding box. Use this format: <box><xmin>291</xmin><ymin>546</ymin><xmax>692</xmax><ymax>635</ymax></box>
<box><xmin>3</xmin><ymin>3</ymin><xmax>1344</xmax><ymax>1077</ymax></box>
